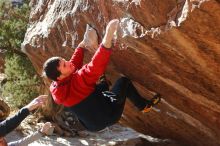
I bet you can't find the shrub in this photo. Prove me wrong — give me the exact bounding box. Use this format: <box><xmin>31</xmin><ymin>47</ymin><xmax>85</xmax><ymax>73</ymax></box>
<box><xmin>0</xmin><ymin>0</ymin><xmax>43</xmax><ymax>108</ymax></box>
<box><xmin>0</xmin><ymin>0</ymin><xmax>30</xmax><ymax>53</ymax></box>
<box><xmin>2</xmin><ymin>54</ymin><xmax>42</xmax><ymax>108</ymax></box>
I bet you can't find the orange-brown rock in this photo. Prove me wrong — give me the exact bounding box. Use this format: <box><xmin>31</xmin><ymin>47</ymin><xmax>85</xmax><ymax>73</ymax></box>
<box><xmin>22</xmin><ymin>0</ymin><xmax>220</xmax><ymax>145</ymax></box>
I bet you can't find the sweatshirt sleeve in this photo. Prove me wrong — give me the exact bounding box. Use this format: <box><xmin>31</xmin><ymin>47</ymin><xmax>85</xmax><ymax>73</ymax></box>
<box><xmin>7</xmin><ymin>131</ymin><xmax>43</xmax><ymax>146</ymax></box>
<box><xmin>69</xmin><ymin>47</ymin><xmax>84</xmax><ymax>69</ymax></box>
<box><xmin>0</xmin><ymin>108</ymin><xmax>30</xmax><ymax>137</ymax></box>
<box><xmin>78</xmin><ymin>44</ymin><xmax>112</xmax><ymax>86</ymax></box>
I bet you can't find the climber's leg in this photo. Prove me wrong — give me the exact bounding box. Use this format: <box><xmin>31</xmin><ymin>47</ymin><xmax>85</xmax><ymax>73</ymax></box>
<box><xmin>111</xmin><ymin>77</ymin><xmax>146</xmax><ymax>110</ymax></box>
<box><xmin>111</xmin><ymin>77</ymin><xmax>161</xmax><ymax>112</ymax></box>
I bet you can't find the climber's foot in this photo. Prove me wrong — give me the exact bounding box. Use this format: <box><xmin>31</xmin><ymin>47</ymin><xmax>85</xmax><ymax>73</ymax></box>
<box><xmin>142</xmin><ymin>93</ymin><xmax>161</xmax><ymax>113</ymax></box>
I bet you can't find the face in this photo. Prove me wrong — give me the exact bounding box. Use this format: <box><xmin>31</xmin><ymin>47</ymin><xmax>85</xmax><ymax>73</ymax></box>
<box><xmin>57</xmin><ymin>58</ymin><xmax>75</xmax><ymax>80</ymax></box>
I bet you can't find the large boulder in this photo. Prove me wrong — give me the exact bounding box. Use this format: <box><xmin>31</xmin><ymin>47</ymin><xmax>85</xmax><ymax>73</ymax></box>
<box><xmin>22</xmin><ymin>0</ymin><xmax>220</xmax><ymax>145</ymax></box>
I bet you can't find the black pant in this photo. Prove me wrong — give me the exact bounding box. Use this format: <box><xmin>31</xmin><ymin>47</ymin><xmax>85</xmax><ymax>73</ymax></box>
<box><xmin>111</xmin><ymin>77</ymin><xmax>149</xmax><ymax>110</ymax></box>
<box><xmin>96</xmin><ymin>77</ymin><xmax>149</xmax><ymax>124</ymax></box>
<box><xmin>71</xmin><ymin>77</ymin><xmax>149</xmax><ymax>131</ymax></box>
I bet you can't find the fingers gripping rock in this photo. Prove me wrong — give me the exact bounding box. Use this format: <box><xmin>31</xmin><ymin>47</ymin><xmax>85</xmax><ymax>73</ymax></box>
<box><xmin>83</xmin><ymin>25</ymin><xmax>99</xmax><ymax>50</ymax></box>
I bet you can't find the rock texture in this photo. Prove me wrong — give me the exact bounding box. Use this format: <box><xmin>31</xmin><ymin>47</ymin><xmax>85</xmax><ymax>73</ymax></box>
<box><xmin>22</xmin><ymin>0</ymin><xmax>220</xmax><ymax>145</ymax></box>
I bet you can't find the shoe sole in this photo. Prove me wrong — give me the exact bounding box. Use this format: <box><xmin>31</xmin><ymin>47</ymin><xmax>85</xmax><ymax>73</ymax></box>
<box><xmin>151</xmin><ymin>94</ymin><xmax>161</xmax><ymax>105</ymax></box>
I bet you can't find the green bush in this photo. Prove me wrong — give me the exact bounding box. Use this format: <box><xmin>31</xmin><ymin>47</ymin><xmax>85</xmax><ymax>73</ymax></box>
<box><xmin>0</xmin><ymin>0</ymin><xmax>30</xmax><ymax>53</ymax></box>
<box><xmin>2</xmin><ymin>54</ymin><xmax>42</xmax><ymax>108</ymax></box>
<box><xmin>0</xmin><ymin>0</ymin><xmax>43</xmax><ymax>108</ymax></box>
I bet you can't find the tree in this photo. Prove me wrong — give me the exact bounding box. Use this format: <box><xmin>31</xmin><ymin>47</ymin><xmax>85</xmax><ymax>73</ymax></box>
<box><xmin>0</xmin><ymin>0</ymin><xmax>29</xmax><ymax>56</ymax></box>
<box><xmin>0</xmin><ymin>0</ymin><xmax>43</xmax><ymax>108</ymax></box>
<box><xmin>2</xmin><ymin>54</ymin><xmax>42</xmax><ymax>108</ymax></box>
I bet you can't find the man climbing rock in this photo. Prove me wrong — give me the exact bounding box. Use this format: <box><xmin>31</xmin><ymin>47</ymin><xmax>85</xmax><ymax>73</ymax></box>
<box><xmin>43</xmin><ymin>19</ymin><xmax>161</xmax><ymax>132</ymax></box>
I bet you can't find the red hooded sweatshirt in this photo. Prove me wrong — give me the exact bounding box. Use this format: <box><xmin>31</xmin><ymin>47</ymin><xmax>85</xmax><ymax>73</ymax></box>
<box><xmin>50</xmin><ymin>45</ymin><xmax>112</xmax><ymax>107</ymax></box>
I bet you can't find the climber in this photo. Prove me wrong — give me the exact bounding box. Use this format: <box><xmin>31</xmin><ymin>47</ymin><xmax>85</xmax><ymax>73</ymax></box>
<box><xmin>42</xmin><ymin>19</ymin><xmax>161</xmax><ymax>132</ymax></box>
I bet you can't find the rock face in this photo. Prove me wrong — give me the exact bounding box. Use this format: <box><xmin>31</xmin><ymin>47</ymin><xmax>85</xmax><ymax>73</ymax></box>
<box><xmin>22</xmin><ymin>0</ymin><xmax>220</xmax><ymax>145</ymax></box>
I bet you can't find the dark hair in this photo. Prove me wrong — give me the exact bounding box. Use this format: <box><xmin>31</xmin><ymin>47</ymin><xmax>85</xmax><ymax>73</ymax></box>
<box><xmin>43</xmin><ymin>57</ymin><xmax>61</xmax><ymax>81</ymax></box>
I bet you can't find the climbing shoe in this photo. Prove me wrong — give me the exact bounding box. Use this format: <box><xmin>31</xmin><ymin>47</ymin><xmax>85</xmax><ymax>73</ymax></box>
<box><xmin>142</xmin><ymin>93</ymin><xmax>161</xmax><ymax>113</ymax></box>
